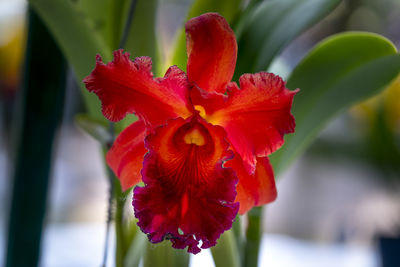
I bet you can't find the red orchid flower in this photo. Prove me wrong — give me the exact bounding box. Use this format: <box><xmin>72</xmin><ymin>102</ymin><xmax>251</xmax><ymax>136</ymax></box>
<box><xmin>84</xmin><ymin>13</ymin><xmax>298</xmax><ymax>254</ymax></box>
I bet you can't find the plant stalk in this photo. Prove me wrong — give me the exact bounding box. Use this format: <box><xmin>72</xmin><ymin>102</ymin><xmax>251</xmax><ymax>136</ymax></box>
<box><xmin>243</xmin><ymin>207</ymin><xmax>262</xmax><ymax>267</ymax></box>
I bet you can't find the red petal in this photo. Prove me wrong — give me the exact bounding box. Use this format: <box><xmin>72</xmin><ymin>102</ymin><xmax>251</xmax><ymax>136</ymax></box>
<box><xmin>133</xmin><ymin>116</ymin><xmax>239</xmax><ymax>254</ymax></box>
<box><xmin>225</xmin><ymin>154</ymin><xmax>277</xmax><ymax>214</ymax></box>
<box><xmin>192</xmin><ymin>73</ymin><xmax>298</xmax><ymax>174</ymax></box>
<box><xmin>106</xmin><ymin>120</ymin><xmax>147</xmax><ymax>191</ymax></box>
<box><xmin>186</xmin><ymin>13</ymin><xmax>237</xmax><ymax>94</ymax></box>
<box><xmin>84</xmin><ymin>50</ymin><xmax>191</xmax><ymax>126</ymax></box>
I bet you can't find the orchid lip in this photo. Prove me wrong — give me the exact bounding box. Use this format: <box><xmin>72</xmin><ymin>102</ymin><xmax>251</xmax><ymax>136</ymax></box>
<box><xmin>133</xmin><ymin>116</ymin><xmax>239</xmax><ymax>254</ymax></box>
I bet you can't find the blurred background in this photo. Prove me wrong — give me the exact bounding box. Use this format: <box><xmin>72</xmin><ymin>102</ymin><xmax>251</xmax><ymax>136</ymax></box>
<box><xmin>1</xmin><ymin>0</ymin><xmax>399</xmax><ymax>266</ymax></box>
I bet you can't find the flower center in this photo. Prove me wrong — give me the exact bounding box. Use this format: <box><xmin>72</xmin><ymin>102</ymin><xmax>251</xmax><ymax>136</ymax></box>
<box><xmin>184</xmin><ymin>128</ymin><xmax>205</xmax><ymax>146</ymax></box>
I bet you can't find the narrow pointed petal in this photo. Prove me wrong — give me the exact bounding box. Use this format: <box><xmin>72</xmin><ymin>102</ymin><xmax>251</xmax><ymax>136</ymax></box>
<box><xmin>106</xmin><ymin>120</ymin><xmax>147</xmax><ymax>191</ymax></box>
<box><xmin>192</xmin><ymin>73</ymin><xmax>298</xmax><ymax>173</ymax></box>
<box><xmin>186</xmin><ymin>13</ymin><xmax>237</xmax><ymax>94</ymax></box>
<box><xmin>225</xmin><ymin>154</ymin><xmax>277</xmax><ymax>214</ymax></box>
<box><xmin>84</xmin><ymin>50</ymin><xmax>191</xmax><ymax>126</ymax></box>
<box><xmin>133</xmin><ymin>116</ymin><xmax>239</xmax><ymax>254</ymax></box>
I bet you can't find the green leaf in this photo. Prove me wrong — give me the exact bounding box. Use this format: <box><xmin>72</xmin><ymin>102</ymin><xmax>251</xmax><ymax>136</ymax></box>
<box><xmin>234</xmin><ymin>0</ymin><xmax>341</xmax><ymax>79</ymax></box>
<box><xmin>270</xmin><ymin>32</ymin><xmax>400</xmax><ymax>174</ymax></box>
<box><xmin>6</xmin><ymin>9</ymin><xmax>66</xmax><ymax>266</ymax></box>
<box><xmin>170</xmin><ymin>0</ymin><xmax>243</xmax><ymax>71</ymax></box>
<box><xmin>29</xmin><ymin>0</ymin><xmax>111</xmax><ymax>120</ymax></box>
<box><xmin>30</xmin><ymin>0</ymin><xmax>150</xmax><ymax>130</ymax></box>
<box><xmin>124</xmin><ymin>0</ymin><xmax>159</xmax><ymax>71</ymax></box>
<box><xmin>77</xmin><ymin>0</ymin><xmax>110</xmax><ymax>42</ymax></box>
<box><xmin>211</xmin><ymin>229</ymin><xmax>241</xmax><ymax>267</ymax></box>
<box><xmin>107</xmin><ymin>0</ymin><xmax>129</xmax><ymax>49</ymax></box>
<box><xmin>78</xmin><ymin>0</ymin><xmax>128</xmax><ymax>49</ymax></box>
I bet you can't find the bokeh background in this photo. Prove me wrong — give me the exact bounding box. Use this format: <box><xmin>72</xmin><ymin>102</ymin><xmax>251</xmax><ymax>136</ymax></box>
<box><xmin>1</xmin><ymin>0</ymin><xmax>399</xmax><ymax>266</ymax></box>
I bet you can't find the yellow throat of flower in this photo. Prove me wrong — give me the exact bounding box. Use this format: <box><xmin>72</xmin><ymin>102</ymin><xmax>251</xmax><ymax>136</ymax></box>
<box><xmin>184</xmin><ymin>128</ymin><xmax>205</xmax><ymax>146</ymax></box>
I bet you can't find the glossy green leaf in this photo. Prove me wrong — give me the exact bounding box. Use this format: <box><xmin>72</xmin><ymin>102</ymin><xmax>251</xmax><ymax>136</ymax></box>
<box><xmin>170</xmin><ymin>0</ymin><xmax>243</xmax><ymax>71</ymax></box>
<box><xmin>234</xmin><ymin>0</ymin><xmax>341</xmax><ymax>79</ymax></box>
<box><xmin>29</xmin><ymin>0</ymin><xmax>111</xmax><ymax>120</ymax></box>
<box><xmin>270</xmin><ymin>32</ymin><xmax>400</xmax><ymax>173</ymax></box>
<box><xmin>211</xmin><ymin>229</ymin><xmax>241</xmax><ymax>267</ymax></box>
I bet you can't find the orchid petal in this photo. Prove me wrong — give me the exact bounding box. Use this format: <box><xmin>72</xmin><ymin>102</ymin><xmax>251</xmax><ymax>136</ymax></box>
<box><xmin>84</xmin><ymin>50</ymin><xmax>191</xmax><ymax>127</ymax></box>
<box><xmin>106</xmin><ymin>120</ymin><xmax>147</xmax><ymax>191</ymax></box>
<box><xmin>225</xmin><ymin>154</ymin><xmax>277</xmax><ymax>214</ymax></box>
<box><xmin>192</xmin><ymin>72</ymin><xmax>298</xmax><ymax>173</ymax></box>
<box><xmin>186</xmin><ymin>13</ymin><xmax>237</xmax><ymax>94</ymax></box>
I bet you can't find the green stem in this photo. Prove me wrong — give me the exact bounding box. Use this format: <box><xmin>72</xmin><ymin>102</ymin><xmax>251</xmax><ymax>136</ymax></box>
<box><xmin>114</xmin><ymin>177</ymin><xmax>126</xmax><ymax>267</ymax></box>
<box><xmin>101</xmin><ymin>159</ymin><xmax>115</xmax><ymax>267</ymax></box>
<box><xmin>143</xmin><ymin>242</ymin><xmax>190</xmax><ymax>267</ymax></box>
<box><xmin>243</xmin><ymin>207</ymin><xmax>262</xmax><ymax>267</ymax></box>
<box><xmin>232</xmin><ymin>216</ymin><xmax>244</xmax><ymax>262</ymax></box>
<box><xmin>5</xmin><ymin>7</ymin><xmax>66</xmax><ymax>267</ymax></box>
<box><xmin>211</xmin><ymin>230</ymin><xmax>241</xmax><ymax>267</ymax></box>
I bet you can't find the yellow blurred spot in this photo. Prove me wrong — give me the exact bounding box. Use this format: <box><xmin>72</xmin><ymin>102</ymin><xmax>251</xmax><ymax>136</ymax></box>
<box><xmin>184</xmin><ymin>128</ymin><xmax>205</xmax><ymax>146</ymax></box>
<box><xmin>384</xmin><ymin>75</ymin><xmax>400</xmax><ymax>133</ymax></box>
<box><xmin>0</xmin><ymin>19</ymin><xmax>26</xmax><ymax>90</ymax></box>
<box><xmin>351</xmin><ymin>74</ymin><xmax>400</xmax><ymax>133</ymax></box>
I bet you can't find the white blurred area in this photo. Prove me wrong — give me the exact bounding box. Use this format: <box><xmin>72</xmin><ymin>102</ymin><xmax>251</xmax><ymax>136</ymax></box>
<box><xmin>267</xmin><ymin>155</ymin><xmax>400</xmax><ymax>245</ymax></box>
<box><xmin>1</xmin><ymin>0</ymin><xmax>400</xmax><ymax>266</ymax></box>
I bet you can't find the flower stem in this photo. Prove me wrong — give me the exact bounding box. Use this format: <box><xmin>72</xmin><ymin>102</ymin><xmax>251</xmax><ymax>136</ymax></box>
<box><xmin>243</xmin><ymin>207</ymin><xmax>262</xmax><ymax>267</ymax></box>
<box><xmin>114</xmin><ymin>177</ymin><xmax>126</xmax><ymax>267</ymax></box>
<box><xmin>211</xmin><ymin>229</ymin><xmax>241</xmax><ymax>267</ymax></box>
<box><xmin>232</xmin><ymin>215</ymin><xmax>244</xmax><ymax>261</ymax></box>
<box><xmin>143</xmin><ymin>241</ymin><xmax>190</xmax><ymax>267</ymax></box>
<box><xmin>101</xmin><ymin>164</ymin><xmax>115</xmax><ymax>267</ymax></box>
